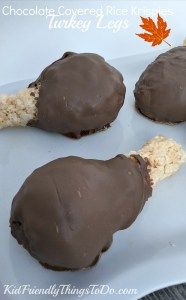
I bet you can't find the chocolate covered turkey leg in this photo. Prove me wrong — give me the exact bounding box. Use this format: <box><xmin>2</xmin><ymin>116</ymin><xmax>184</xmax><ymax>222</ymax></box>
<box><xmin>0</xmin><ymin>52</ymin><xmax>125</xmax><ymax>138</ymax></box>
<box><xmin>10</xmin><ymin>136</ymin><xmax>185</xmax><ymax>271</ymax></box>
<box><xmin>134</xmin><ymin>46</ymin><xmax>186</xmax><ymax>123</ymax></box>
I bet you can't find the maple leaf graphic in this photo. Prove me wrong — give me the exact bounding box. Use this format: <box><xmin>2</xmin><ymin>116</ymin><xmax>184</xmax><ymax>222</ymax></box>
<box><xmin>136</xmin><ymin>14</ymin><xmax>171</xmax><ymax>47</ymax></box>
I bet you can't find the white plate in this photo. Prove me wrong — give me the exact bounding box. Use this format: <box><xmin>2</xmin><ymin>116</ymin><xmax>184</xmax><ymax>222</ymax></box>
<box><xmin>0</xmin><ymin>52</ymin><xmax>186</xmax><ymax>300</ymax></box>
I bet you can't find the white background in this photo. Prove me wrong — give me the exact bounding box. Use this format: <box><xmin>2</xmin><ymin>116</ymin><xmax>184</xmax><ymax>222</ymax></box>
<box><xmin>0</xmin><ymin>0</ymin><xmax>186</xmax><ymax>85</ymax></box>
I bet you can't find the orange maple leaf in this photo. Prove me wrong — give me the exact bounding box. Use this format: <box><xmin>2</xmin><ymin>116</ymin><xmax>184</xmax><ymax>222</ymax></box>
<box><xmin>136</xmin><ymin>14</ymin><xmax>171</xmax><ymax>47</ymax></box>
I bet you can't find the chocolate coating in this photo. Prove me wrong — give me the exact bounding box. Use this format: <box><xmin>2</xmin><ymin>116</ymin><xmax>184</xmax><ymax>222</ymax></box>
<box><xmin>10</xmin><ymin>155</ymin><xmax>152</xmax><ymax>271</ymax></box>
<box><xmin>134</xmin><ymin>46</ymin><xmax>186</xmax><ymax>123</ymax></box>
<box><xmin>29</xmin><ymin>52</ymin><xmax>125</xmax><ymax>138</ymax></box>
